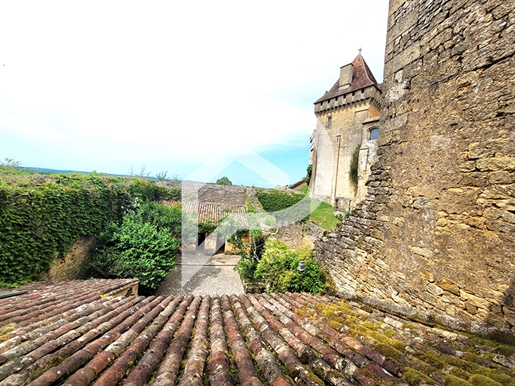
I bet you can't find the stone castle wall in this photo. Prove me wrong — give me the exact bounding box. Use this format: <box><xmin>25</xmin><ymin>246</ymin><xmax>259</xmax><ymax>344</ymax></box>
<box><xmin>314</xmin><ymin>0</ymin><xmax>515</xmax><ymax>334</ymax></box>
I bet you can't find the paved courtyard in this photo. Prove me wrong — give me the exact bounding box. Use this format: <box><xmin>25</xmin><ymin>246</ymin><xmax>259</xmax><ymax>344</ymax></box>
<box><xmin>156</xmin><ymin>253</ymin><xmax>244</xmax><ymax>296</ymax></box>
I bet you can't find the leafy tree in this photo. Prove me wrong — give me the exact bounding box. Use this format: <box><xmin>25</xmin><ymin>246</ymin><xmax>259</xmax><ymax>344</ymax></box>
<box><xmin>0</xmin><ymin>158</ymin><xmax>30</xmax><ymax>176</ymax></box>
<box><xmin>216</xmin><ymin>176</ymin><xmax>232</xmax><ymax>185</ymax></box>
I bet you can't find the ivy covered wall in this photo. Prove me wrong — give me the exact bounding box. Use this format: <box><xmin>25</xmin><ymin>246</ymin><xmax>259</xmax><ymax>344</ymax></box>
<box><xmin>0</xmin><ymin>174</ymin><xmax>170</xmax><ymax>285</ymax></box>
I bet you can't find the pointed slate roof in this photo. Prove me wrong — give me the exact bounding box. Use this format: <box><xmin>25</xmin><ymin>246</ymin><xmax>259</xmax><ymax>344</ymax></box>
<box><xmin>1</xmin><ymin>279</ymin><xmax>515</xmax><ymax>385</ymax></box>
<box><xmin>315</xmin><ymin>54</ymin><xmax>381</xmax><ymax>104</ymax></box>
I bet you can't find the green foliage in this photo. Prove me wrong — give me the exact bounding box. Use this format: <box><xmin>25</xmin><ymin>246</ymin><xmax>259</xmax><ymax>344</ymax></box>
<box><xmin>305</xmin><ymin>164</ymin><xmax>312</xmax><ymax>185</ymax></box>
<box><xmin>349</xmin><ymin>146</ymin><xmax>360</xmax><ymax>185</ymax></box>
<box><xmin>256</xmin><ymin>189</ymin><xmax>310</xmax><ymax>223</ymax></box>
<box><xmin>246</xmin><ymin>196</ymin><xmax>256</xmax><ymax>213</ymax></box>
<box><xmin>233</xmin><ymin>230</ymin><xmax>268</xmax><ymax>281</ymax></box>
<box><xmin>0</xmin><ymin>159</ymin><xmax>38</xmax><ymax>176</ymax></box>
<box><xmin>216</xmin><ymin>176</ymin><xmax>232</xmax><ymax>186</ymax></box>
<box><xmin>234</xmin><ymin>257</ymin><xmax>258</xmax><ymax>282</ymax></box>
<box><xmin>134</xmin><ymin>202</ymin><xmax>182</xmax><ymax>236</ymax></box>
<box><xmin>0</xmin><ymin>173</ymin><xmax>171</xmax><ymax>285</ymax></box>
<box><xmin>253</xmin><ymin>239</ymin><xmax>333</xmax><ymax>294</ymax></box>
<box><xmin>89</xmin><ymin>213</ymin><xmax>179</xmax><ymax>290</ymax></box>
<box><xmin>180</xmin><ymin>208</ymin><xmax>225</xmax><ymax>246</ymax></box>
<box><xmin>169</xmin><ymin>174</ymin><xmax>182</xmax><ymax>183</ymax></box>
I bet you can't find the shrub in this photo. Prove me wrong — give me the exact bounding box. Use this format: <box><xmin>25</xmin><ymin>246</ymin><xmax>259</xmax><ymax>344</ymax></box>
<box><xmin>135</xmin><ymin>201</ymin><xmax>182</xmax><ymax>237</ymax></box>
<box><xmin>253</xmin><ymin>239</ymin><xmax>334</xmax><ymax>294</ymax></box>
<box><xmin>216</xmin><ymin>176</ymin><xmax>232</xmax><ymax>185</ymax></box>
<box><xmin>90</xmin><ymin>214</ymin><xmax>179</xmax><ymax>290</ymax></box>
<box><xmin>233</xmin><ymin>230</ymin><xmax>268</xmax><ymax>281</ymax></box>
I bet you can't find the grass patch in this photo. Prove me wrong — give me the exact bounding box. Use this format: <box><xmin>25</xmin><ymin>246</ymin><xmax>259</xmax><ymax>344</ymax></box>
<box><xmin>309</xmin><ymin>200</ymin><xmax>341</xmax><ymax>230</ymax></box>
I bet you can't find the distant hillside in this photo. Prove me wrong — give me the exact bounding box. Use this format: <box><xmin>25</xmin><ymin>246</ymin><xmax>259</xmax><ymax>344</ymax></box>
<box><xmin>18</xmin><ymin>166</ymin><xmax>124</xmax><ymax>177</ymax></box>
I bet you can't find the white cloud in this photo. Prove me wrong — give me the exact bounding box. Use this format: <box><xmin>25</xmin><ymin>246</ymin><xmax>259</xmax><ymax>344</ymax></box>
<box><xmin>0</xmin><ymin>0</ymin><xmax>388</xmax><ymax>179</ymax></box>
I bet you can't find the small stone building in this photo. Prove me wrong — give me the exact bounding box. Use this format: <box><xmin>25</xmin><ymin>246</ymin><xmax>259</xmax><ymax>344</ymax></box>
<box><xmin>309</xmin><ymin>52</ymin><xmax>382</xmax><ymax>210</ymax></box>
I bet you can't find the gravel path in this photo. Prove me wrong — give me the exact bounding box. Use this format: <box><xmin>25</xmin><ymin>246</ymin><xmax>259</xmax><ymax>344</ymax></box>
<box><xmin>156</xmin><ymin>253</ymin><xmax>244</xmax><ymax>296</ymax></box>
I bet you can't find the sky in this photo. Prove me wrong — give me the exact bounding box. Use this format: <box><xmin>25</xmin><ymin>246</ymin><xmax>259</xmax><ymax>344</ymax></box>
<box><xmin>0</xmin><ymin>1</ymin><xmax>389</xmax><ymax>187</ymax></box>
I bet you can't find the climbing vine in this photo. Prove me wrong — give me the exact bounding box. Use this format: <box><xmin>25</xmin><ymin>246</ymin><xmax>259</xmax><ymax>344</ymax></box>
<box><xmin>0</xmin><ymin>173</ymin><xmax>171</xmax><ymax>286</ymax></box>
<box><xmin>349</xmin><ymin>145</ymin><xmax>360</xmax><ymax>186</ymax></box>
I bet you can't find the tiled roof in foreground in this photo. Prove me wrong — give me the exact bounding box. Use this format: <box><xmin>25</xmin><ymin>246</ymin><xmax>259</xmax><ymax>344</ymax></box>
<box><xmin>1</xmin><ymin>281</ymin><xmax>515</xmax><ymax>385</ymax></box>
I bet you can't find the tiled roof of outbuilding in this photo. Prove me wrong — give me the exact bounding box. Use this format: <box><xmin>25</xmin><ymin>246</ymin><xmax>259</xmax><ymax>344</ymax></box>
<box><xmin>315</xmin><ymin>54</ymin><xmax>381</xmax><ymax>104</ymax></box>
<box><xmin>181</xmin><ymin>202</ymin><xmax>247</xmax><ymax>224</ymax></box>
<box><xmin>1</xmin><ymin>280</ymin><xmax>515</xmax><ymax>385</ymax></box>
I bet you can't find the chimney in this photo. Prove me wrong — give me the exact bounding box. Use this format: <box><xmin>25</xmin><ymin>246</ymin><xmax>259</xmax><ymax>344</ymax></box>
<box><xmin>338</xmin><ymin>63</ymin><xmax>354</xmax><ymax>91</ymax></box>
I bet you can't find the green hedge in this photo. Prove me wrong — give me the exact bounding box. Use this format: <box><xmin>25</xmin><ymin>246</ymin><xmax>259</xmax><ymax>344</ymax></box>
<box><xmin>255</xmin><ymin>189</ymin><xmax>310</xmax><ymax>223</ymax></box>
<box><xmin>0</xmin><ymin>173</ymin><xmax>170</xmax><ymax>286</ymax></box>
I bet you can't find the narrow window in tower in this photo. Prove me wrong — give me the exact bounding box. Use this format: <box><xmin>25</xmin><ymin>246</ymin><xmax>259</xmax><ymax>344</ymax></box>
<box><xmin>369</xmin><ymin>127</ymin><xmax>379</xmax><ymax>140</ymax></box>
<box><xmin>327</xmin><ymin>116</ymin><xmax>332</xmax><ymax>128</ymax></box>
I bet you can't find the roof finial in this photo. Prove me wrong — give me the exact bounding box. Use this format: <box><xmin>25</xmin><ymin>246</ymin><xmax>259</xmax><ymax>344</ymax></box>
<box><xmin>358</xmin><ymin>47</ymin><xmax>362</xmax><ymax>54</ymax></box>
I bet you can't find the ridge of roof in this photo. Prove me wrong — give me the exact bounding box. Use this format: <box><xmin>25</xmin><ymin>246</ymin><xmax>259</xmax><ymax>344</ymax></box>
<box><xmin>1</xmin><ymin>279</ymin><xmax>514</xmax><ymax>385</ymax></box>
<box><xmin>315</xmin><ymin>53</ymin><xmax>381</xmax><ymax>104</ymax></box>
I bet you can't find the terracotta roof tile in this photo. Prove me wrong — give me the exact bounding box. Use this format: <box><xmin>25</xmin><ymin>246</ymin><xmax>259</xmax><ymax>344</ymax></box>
<box><xmin>0</xmin><ymin>280</ymin><xmax>514</xmax><ymax>385</ymax></box>
<box><xmin>175</xmin><ymin>202</ymin><xmax>247</xmax><ymax>224</ymax></box>
<box><xmin>315</xmin><ymin>54</ymin><xmax>380</xmax><ymax>104</ymax></box>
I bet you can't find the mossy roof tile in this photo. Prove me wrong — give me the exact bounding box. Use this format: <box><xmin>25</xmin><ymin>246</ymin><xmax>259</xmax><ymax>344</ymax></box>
<box><xmin>0</xmin><ymin>280</ymin><xmax>514</xmax><ymax>385</ymax></box>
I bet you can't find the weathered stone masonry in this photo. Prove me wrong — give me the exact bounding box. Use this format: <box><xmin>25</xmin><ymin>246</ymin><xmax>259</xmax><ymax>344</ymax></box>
<box><xmin>314</xmin><ymin>0</ymin><xmax>515</xmax><ymax>334</ymax></box>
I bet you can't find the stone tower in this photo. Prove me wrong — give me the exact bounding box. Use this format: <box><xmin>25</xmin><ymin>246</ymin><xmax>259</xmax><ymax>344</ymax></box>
<box><xmin>314</xmin><ymin>0</ymin><xmax>515</xmax><ymax>334</ymax></box>
<box><xmin>309</xmin><ymin>53</ymin><xmax>382</xmax><ymax>210</ymax></box>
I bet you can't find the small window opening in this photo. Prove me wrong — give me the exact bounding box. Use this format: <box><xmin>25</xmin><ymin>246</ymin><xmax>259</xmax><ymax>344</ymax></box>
<box><xmin>327</xmin><ymin>116</ymin><xmax>332</xmax><ymax>128</ymax></box>
<box><xmin>369</xmin><ymin>128</ymin><xmax>379</xmax><ymax>140</ymax></box>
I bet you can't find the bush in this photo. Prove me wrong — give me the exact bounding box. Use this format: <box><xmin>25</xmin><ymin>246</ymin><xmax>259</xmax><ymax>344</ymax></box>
<box><xmin>233</xmin><ymin>230</ymin><xmax>268</xmax><ymax>281</ymax></box>
<box><xmin>253</xmin><ymin>239</ymin><xmax>334</xmax><ymax>294</ymax></box>
<box><xmin>216</xmin><ymin>176</ymin><xmax>232</xmax><ymax>185</ymax></box>
<box><xmin>90</xmin><ymin>214</ymin><xmax>179</xmax><ymax>290</ymax></box>
<box><xmin>135</xmin><ymin>201</ymin><xmax>182</xmax><ymax>237</ymax></box>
